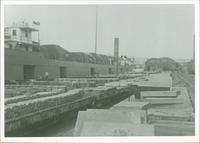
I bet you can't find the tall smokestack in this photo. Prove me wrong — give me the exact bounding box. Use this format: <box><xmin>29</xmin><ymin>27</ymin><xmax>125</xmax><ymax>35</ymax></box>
<box><xmin>114</xmin><ymin>38</ymin><xmax>119</xmax><ymax>76</ymax></box>
<box><xmin>94</xmin><ymin>6</ymin><xmax>98</xmax><ymax>54</ymax></box>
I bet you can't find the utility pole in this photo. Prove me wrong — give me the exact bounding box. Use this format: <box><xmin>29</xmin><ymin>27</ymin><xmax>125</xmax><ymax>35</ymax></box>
<box><xmin>93</xmin><ymin>6</ymin><xmax>98</xmax><ymax>77</ymax></box>
<box><xmin>95</xmin><ymin>6</ymin><xmax>98</xmax><ymax>54</ymax></box>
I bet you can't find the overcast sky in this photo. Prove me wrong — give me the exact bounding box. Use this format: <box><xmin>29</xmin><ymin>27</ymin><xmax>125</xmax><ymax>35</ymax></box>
<box><xmin>4</xmin><ymin>5</ymin><xmax>194</xmax><ymax>59</ymax></box>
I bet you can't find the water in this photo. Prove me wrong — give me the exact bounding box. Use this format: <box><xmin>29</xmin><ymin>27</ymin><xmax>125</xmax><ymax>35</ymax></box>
<box><xmin>31</xmin><ymin>117</ymin><xmax>77</xmax><ymax>137</ymax></box>
<box><xmin>12</xmin><ymin>94</ymin><xmax>130</xmax><ymax>137</ymax></box>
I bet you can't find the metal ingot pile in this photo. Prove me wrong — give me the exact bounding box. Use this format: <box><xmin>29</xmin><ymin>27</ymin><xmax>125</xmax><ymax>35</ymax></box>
<box><xmin>5</xmin><ymin>89</ymin><xmax>84</xmax><ymax>120</ymax></box>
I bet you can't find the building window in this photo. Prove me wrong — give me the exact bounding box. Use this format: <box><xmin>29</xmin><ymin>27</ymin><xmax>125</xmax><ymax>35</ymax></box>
<box><xmin>9</xmin><ymin>44</ymin><xmax>12</xmax><ymax>49</ymax></box>
<box><xmin>90</xmin><ymin>67</ymin><xmax>95</xmax><ymax>76</ymax></box>
<box><xmin>108</xmin><ymin>68</ymin><xmax>112</xmax><ymax>74</ymax></box>
<box><xmin>25</xmin><ymin>46</ymin><xmax>29</xmax><ymax>51</ymax></box>
<box><xmin>25</xmin><ymin>31</ymin><xmax>28</xmax><ymax>37</ymax></box>
<box><xmin>12</xmin><ymin>30</ymin><xmax>17</xmax><ymax>36</ymax></box>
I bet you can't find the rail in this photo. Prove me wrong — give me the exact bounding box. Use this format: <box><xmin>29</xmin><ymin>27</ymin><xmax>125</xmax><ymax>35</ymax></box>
<box><xmin>173</xmin><ymin>71</ymin><xmax>195</xmax><ymax>113</ymax></box>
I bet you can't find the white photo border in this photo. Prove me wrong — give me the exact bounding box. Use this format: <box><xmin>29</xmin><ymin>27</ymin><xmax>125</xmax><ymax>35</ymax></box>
<box><xmin>0</xmin><ymin>0</ymin><xmax>199</xmax><ymax>142</ymax></box>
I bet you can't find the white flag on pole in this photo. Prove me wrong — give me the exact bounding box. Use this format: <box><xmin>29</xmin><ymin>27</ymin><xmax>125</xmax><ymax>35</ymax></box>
<box><xmin>33</xmin><ymin>21</ymin><xmax>40</xmax><ymax>25</ymax></box>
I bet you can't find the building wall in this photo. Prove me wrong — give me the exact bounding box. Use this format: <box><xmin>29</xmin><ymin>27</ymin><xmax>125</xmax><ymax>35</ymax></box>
<box><xmin>5</xmin><ymin>64</ymin><xmax>24</xmax><ymax>80</ymax></box>
<box><xmin>5</xmin><ymin>27</ymin><xmax>21</xmax><ymax>41</ymax></box>
<box><xmin>20</xmin><ymin>30</ymin><xmax>32</xmax><ymax>43</ymax></box>
<box><xmin>5</xmin><ymin>49</ymin><xmax>45</xmax><ymax>80</ymax></box>
<box><xmin>5</xmin><ymin>27</ymin><xmax>32</xmax><ymax>44</ymax></box>
<box><xmin>5</xmin><ymin>41</ymin><xmax>18</xmax><ymax>49</ymax></box>
<box><xmin>5</xmin><ymin>49</ymin><xmax>134</xmax><ymax>80</ymax></box>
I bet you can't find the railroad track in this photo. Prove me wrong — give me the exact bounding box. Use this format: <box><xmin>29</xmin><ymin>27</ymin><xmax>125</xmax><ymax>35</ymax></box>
<box><xmin>173</xmin><ymin>71</ymin><xmax>195</xmax><ymax>113</ymax></box>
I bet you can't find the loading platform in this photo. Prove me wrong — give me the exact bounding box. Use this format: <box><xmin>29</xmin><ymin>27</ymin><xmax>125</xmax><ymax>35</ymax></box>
<box><xmin>5</xmin><ymin>72</ymin><xmax>193</xmax><ymax>136</ymax></box>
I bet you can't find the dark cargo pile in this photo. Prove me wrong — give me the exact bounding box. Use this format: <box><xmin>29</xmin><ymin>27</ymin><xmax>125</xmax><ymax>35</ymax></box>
<box><xmin>5</xmin><ymin>89</ymin><xmax>84</xmax><ymax>120</ymax></box>
<box><xmin>39</xmin><ymin>44</ymin><xmax>133</xmax><ymax>65</ymax></box>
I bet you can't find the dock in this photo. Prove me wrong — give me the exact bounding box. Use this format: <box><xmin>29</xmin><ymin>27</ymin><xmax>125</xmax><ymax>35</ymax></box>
<box><xmin>4</xmin><ymin>72</ymin><xmax>194</xmax><ymax>136</ymax></box>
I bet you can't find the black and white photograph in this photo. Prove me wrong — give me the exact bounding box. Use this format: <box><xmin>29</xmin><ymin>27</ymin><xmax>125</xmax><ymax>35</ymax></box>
<box><xmin>0</xmin><ymin>0</ymin><xmax>199</xmax><ymax>142</ymax></box>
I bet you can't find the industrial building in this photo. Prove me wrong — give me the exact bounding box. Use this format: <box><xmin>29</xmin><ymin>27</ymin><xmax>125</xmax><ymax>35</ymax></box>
<box><xmin>4</xmin><ymin>22</ymin><xmax>135</xmax><ymax>80</ymax></box>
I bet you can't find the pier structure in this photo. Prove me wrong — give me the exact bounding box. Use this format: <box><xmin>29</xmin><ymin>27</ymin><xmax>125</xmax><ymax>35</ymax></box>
<box><xmin>73</xmin><ymin>73</ymin><xmax>194</xmax><ymax>136</ymax></box>
<box><xmin>5</xmin><ymin>72</ymin><xmax>193</xmax><ymax>136</ymax></box>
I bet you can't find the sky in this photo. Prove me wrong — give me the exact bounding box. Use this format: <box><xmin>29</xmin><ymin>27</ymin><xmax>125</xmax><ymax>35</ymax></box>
<box><xmin>4</xmin><ymin>4</ymin><xmax>194</xmax><ymax>59</ymax></box>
